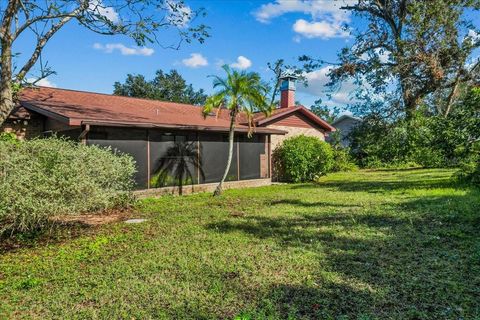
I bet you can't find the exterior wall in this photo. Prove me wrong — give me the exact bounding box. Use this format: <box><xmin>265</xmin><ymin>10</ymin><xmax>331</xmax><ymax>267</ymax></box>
<box><xmin>269</xmin><ymin>125</ymin><xmax>325</xmax><ymax>151</ymax></box>
<box><xmin>45</xmin><ymin>117</ymin><xmax>74</xmax><ymax>132</ymax></box>
<box><xmin>1</xmin><ymin>115</ymin><xmax>44</xmax><ymax>140</ymax></box>
<box><xmin>268</xmin><ymin>113</ymin><xmax>320</xmax><ymax>129</ymax></box>
<box><xmin>328</xmin><ymin>117</ymin><xmax>361</xmax><ymax>147</ymax></box>
<box><xmin>265</xmin><ymin>112</ymin><xmax>327</xmax><ymax>151</ymax></box>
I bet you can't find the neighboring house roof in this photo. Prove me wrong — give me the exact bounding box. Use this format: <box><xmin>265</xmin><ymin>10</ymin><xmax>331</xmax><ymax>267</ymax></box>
<box><xmin>17</xmin><ymin>86</ymin><xmax>286</xmax><ymax>135</ymax></box>
<box><xmin>332</xmin><ymin>114</ymin><xmax>362</xmax><ymax>126</ymax></box>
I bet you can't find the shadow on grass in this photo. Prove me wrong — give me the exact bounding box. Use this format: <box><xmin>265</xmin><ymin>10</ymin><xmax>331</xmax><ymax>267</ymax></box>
<box><xmin>269</xmin><ymin>199</ymin><xmax>361</xmax><ymax>208</ymax></box>
<box><xmin>207</xmin><ymin>185</ymin><xmax>480</xmax><ymax>318</ymax></box>
<box><xmin>293</xmin><ymin>172</ymin><xmax>456</xmax><ymax>193</ymax></box>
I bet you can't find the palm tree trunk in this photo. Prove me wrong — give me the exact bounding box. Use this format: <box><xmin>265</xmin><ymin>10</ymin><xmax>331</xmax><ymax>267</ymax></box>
<box><xmin>214</xmin><ymin>111</ymin><xmax>236</xmax><ymax>196</ymax></box>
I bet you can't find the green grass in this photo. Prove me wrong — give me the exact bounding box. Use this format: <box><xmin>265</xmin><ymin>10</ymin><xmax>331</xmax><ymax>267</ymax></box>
<box><xmin>1</xmin><ymin>169</ymin><xmax>479</xmax><ymax>319</ymax></box>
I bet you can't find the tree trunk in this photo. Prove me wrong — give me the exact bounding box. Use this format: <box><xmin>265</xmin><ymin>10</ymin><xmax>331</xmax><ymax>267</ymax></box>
<box><xmin>444</xmin><ymin>75</ymin><xmax>461</xmax><ymax>118</ymax></box>
<box><xmin>0</xmin><ymin>0</ymin><xmax>20</xmax><ymax>126</ymax></box>
<box><xmin>0</xmin><ymin>39</ymin><xmax>14</xmax><ymax>126</ymax></box>
<box><xmin>401</xmin><ymin>83</ymin><xmax>418</xmax><ymax>121</ymax></box>
<box><xmin>179</xmin><ymin>170</ymin><xmax>183</xmax><ymax>196</ymax></box>
<box><xmin>213</xmin><ymin>111</ymin><xmax>236</xmax><ymax>196</ymax></box>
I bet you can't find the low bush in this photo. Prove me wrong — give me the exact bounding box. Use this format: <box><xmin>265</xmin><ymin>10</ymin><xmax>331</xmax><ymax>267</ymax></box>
<box><xmin>273</xmin><ymin>135</ymin><xmax>334</xmax><ymax>182</ymax></box>
<box><xmin>331</xmin><ymin>147</ymin><xmax>358</xmax><ymax>172</ymax></box>
<box><xmin>0</xmin><ymin>137</ymin><xmax>136</xmax><ymax>235</ymax></box>
<box><xmin>457</xmin><ymin>153</ymin><xmax>480</xmax><ymax>186</ymax></box>
<box><xmin>327</xmin><ymin>131</ymin><xmax>358</xmax><ymax>172</ymax></box>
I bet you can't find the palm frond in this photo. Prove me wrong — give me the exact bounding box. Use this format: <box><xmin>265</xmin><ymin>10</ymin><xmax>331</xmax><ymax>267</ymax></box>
<box><xmin>203</xmin><ymin>93</ymin><xmax>225</xmax><ymax>118</ymax></box>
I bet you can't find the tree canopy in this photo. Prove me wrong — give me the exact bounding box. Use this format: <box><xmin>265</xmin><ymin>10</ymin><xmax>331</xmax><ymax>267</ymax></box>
<box><xmin>113</xmin><ymin>69</ymin><xmax>207</xmax><ymax>105</ymax></box>
<box><xmin>0</xmin><ymin>0</ymin><xmax>209</xmax><ymax>125</ymax></box>
<box><xmin>301</xmin><ymin>0</ymin><xmax>480</xmax><ymax>119</ymax></box>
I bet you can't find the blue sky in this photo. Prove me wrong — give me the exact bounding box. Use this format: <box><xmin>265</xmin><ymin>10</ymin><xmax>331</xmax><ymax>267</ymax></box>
<box><xmin>12</xmin><ymin>0</ymin><xmax>479</xmax><ymax>110</ymax></box>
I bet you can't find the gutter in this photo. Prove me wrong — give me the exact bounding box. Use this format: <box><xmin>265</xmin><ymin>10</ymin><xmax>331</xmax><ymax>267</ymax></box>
<box><xmin>81</xmin><ymin>120</ymin><xmax>287</xmax><ymax>135</ymax></box>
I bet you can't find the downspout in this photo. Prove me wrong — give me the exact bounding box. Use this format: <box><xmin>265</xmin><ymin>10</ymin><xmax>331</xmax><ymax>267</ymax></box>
<box><xmin>147</xmin><ymin>129</ymin><xmax>150</xmax><ymax>189</ymax></box>
<box><xmin>78</xmin><ymin>124</ymin><xmax>90</xmax><ymax>145</ymax></box>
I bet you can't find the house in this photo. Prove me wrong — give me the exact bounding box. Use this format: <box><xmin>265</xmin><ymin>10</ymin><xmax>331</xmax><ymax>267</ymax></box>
<box><xmin>328</xmin><ymin>114</ymin><xmax>362</xmax><ymax>147</ymax></box>
<box><xmin>1</xmin><ymin>76</ymin><xmax>335</xmax><ymax>190</ymax></box>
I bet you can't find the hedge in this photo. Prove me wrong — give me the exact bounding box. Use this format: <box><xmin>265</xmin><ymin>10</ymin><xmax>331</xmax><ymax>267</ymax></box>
<box><xmin>0</xmin><ymin>136</ymin><xmax>136</xmax><ymax>235</ymax></box>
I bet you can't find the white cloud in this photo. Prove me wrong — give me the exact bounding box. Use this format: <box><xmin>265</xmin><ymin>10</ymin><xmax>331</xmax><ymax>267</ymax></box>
<box><xmin>360</xmin><ymin>48</ymin><xmax>391</xmax><ymax>64</ymax></box>
<box><xmin>293</xmin><ymin>19</ymin><xmax>349</xmax><ymax>39</ymax></box>
<box><xmin>467</xmin><ymin>29</ymin><xmax>480</xmax><ymax>43</ymax></box>
<box><xmin>215</xmin><ymin>59</ymin><xmax>225</xmax><ymax>67</ymax></box>
<box><xmin>230</xmin><ymin>56</ymin><xmax>252</xmax><ymax>70</ymax></box>
<box><xmin>166</xmin><ymin>0</ymin><xmax>192</xmax><ymax>27</ymax></box>
<box><xmin>298</xmin><ymin>66</ymin><xmax>357</xmax><ymax>106</ymax></box>
<box><xmin>89</xmin><ymin>0</ymin><xmax>119</xmax><ymax>23</ymax></box>
<box><xmin>182</xmin><ymin>53</ymin><xmax>208</xmax><ymax>68</ymax></box>
<box><xmin>254</xmin><ymin>0</ymin><xmax>353</xmax><ymax>40</ymax></box>
<box><xmin>93</xmin><ymin>43</ymin><xmax>154</xmax><ymax>56</ymax></box>
<box><xmin>26</xmin><ymin>77</ymin><xmax>57</xmax><ymax>88</ymax></box>
<box><xmin>255</xmin><ymin>0</ymin><xmax>352</xmax><ymax>23</ymax></box>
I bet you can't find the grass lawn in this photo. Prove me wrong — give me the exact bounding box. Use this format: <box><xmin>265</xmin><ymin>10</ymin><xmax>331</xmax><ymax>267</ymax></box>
<box><xmin>1</xmin><ymin>169</ymin><xmax>479</xmax><ymax>319</ymax></box>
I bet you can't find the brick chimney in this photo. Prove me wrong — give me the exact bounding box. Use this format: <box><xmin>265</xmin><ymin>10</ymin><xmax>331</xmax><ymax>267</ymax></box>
<box><xmin>279</xmin><ymin>74</ymin><xmax>297</xmax><ymax>108</ymax></box>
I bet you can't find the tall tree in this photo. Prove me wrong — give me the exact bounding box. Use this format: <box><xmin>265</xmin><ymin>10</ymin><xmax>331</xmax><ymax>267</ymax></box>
<box><xmin>203</xmin><ymin>65</ymin><xmax>270</xmax><ymax>196</ymax></box>
<box><xmin>266</xmin><ymin>59</ymin><xmax>305</xmax><ymax>107</ymax></box>
<box><xmin>310</xmin><ymin>98</ymin><xmax>340</xmax><ymax>124</ymax></box>
<box><xmin>0</xmin><ymin>0</ymin><xmax>209</xmax><ymax>125</ymax></box>
<box><xmin>301</xmin><ymin>0</ymin><xmax>480</xmax><ymax>119</ymax></box>
<box><xmin>114</xmin><ymin>69</ymin><xmax>207</xmax><ymax>105</ymax></box>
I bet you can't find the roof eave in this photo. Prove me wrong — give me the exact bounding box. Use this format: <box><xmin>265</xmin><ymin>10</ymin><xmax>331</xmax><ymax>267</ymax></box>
<box><xmin>81</xmin><ymin>120</ymin><xmax>287</xmax><ymax>135</ymax></box>
<box><xmin>20</xmin><ymin>102</ymin><xmax>77</xmax><ymax>126</ymax></box>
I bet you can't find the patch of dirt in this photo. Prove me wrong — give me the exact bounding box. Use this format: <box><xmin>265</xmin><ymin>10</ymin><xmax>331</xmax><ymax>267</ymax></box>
<box><xmin>50</xmin><ymin>209</ymin><xmax>133</xmax><ymax>226</ymax></box>
<box><xmin>230</xmin><ymin>210</ymin><xmax>246</xmax><ymax>218</ymax></box>
<box><xmin>1</xmin><ymin>209</ymin><xmax>135</xmax><ymax>253</ymax></box>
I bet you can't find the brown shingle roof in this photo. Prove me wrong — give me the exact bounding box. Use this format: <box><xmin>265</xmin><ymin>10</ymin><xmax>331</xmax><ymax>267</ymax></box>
<box><xmin>18</xmin><ymin>87</ymin><xmax>285</xmax><ymax>134</ymax></box>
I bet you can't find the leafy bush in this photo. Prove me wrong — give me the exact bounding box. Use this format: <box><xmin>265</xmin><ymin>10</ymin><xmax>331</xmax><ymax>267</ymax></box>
<box><xmin>457</xmin><ymin>153</ymin><xmax>480</xmax><ymax>186</ymax></box>
<box><xmin>327</xmin><ymin>130</ymin><xmax>358</xmax><ymax>172</ymax></box>
<box><xmin>349</xmin><ymin>87</ymin><xmax>480</xmax><ymax>171</ymax></box>
<box><xmin>331</xmin><ymin>147</ymin><xmax>358</xmax><ymax>172</ymax></box>
<box><xmin>0</xmin><ymin>137</ymin><xmax>136</xmax><ymax>235</ymax></box>
<box><xmin>273</xmin><ymin>135</ymin><xmax>334</xmax><ymax>182</ymax></box>
<box><xmin>0</xmin><ymin>132</ymin><xmax>18</xmax><ymax>143</ymax></box>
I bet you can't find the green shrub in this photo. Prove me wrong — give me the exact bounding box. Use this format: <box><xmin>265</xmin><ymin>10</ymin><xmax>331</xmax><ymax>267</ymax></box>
<box><xmin>0</xmin><ymin>137</ymin><xmax>136</xmax><ymax>235</ymax></box>
<box><xmin>457</xmin><ymin>152</ymin><xmax>480</xmax><ymax>186</ymax></box>
<box><xmin>467</xmin><ymin>163</ymin><xmax>480</xmax><ymax>186</ymax></box>
<box><xmin>273</xmin><ymin>135</ymin><xmax>334</xmax><ymax>182</ymax></box>
<box><xmin>350</xmin><ymin>87</ymin><xmax>480</xmax><ymax>170</ymax></box>
<box><xmin>331</xmin><ymin>147</ymin><xmax>358</xmax><ymax>172</ymax></box>
<box><xmin>327</xmin><ymin>131</ymin><xmax>358</xmax><ymax>172</ymax></box>
<box><xmin>0</xmin><ymin>132</ymin><xmax>18</xmax><ymax>143</ymax></box>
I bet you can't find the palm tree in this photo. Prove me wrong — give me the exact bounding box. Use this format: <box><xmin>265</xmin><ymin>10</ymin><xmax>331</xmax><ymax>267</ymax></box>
<box><xmin>203</xmin><ymin>65</ymin><xmax>271</xmax><ymax>196</ymax></box>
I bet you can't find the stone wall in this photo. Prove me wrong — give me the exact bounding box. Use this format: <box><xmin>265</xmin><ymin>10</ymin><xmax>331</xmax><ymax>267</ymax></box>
<box><xmin>134</xmin><ymin>178</ymin><xmax>272</xmax><ymax>198</ymax></box>
<box><xmin>1</xmin><ymin>116</ymin><xmax>44</xmax><ymax>140</ymax></box>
